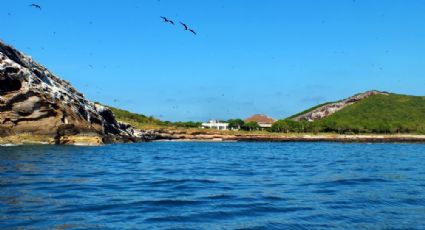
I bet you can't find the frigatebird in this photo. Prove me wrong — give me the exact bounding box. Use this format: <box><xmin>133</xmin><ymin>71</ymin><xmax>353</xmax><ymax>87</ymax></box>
<box><xmin>160</xmin><ymin>16</ymin><xmax>174</xmax><ymax>25</ymax></box>
<box><xmin>29</xmin><ymin>4</ymin><xmax>42</xmax><ymax>10</ymax></box>
<box><xmin>188</xmin><ymin>29</ymin><xmax>197</xmax><ymax>35</ymax></box>
<box><xmin>180</xmin><ymin>22</ymin><xmax>188</xmax><ymax>30</ymax></box>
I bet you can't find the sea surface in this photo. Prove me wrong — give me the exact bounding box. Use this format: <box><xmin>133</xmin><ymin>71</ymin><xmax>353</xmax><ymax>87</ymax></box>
<box><xmin>1</xmin><ymin>142</ymin><xmax>425</xmax><ymax>229</ymax></box>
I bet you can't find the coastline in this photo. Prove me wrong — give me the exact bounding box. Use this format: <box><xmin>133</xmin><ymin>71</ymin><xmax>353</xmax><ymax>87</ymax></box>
<box><xmin>4</xmin><ymin>131</ymin><xmax>425</xmax><ymax>146</ymax></box>
<box><xmin>153</xmin><ymin>130</ymin><xmax>425</xmax><ymax>143</ymax></box>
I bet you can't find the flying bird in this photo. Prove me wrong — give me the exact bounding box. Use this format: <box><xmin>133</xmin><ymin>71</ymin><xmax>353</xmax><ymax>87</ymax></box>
<box><xmin>29</xmin><ymin>4</ymin><xmax>42</xmax><ymax>10</ymax></box>
<box><xmin>160</xmin><ymin>16</ymin><xmax>174</xmax><ymax>25</ymax></box>
<box><xmin>180</xmin><ymin>22</ymin><xmax>188</xmax><ymax>30</ymax></box>
<box><xmin>180</xmin><ymin>22</ymin><xmax>197</xmax><ymax>35</ymax></box>
<box><xmin>188</xmin><ymin>29</ymin><xmax>197</xmax><ymax>35</ymax></box>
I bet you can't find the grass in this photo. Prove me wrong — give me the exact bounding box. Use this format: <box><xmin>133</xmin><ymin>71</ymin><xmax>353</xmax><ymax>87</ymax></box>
<box><xmin>108</xmin><ymin>106</ymin><xmax>163</xmax><ymax>129</ymax></box>
<box><xmin>316</xmin><ymin>93</ymin><xmax>425</xmax><ymax>133</ymax></box>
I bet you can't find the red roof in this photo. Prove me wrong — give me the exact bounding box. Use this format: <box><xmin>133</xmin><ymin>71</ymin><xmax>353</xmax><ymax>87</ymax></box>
<box><xmin>245</xmin><ymin>114</ymin><xmax>276</xmax><ymax>124</ymax></box>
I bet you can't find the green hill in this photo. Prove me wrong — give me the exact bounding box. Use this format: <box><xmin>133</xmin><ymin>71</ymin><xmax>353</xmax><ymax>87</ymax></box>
<box><xmin>108</xmin><ymin>106</ymin><xmax>164</xmax><ymax>129</ymax></box>
<box><xmin>107</xmin><ymin>106</ymin><xmax>201</xmax><ymax>129</ymax></box>
<box><xmin>272</xmin><ymin>92</ymin><xmax>425</xmax><ymax>134</ymax></box>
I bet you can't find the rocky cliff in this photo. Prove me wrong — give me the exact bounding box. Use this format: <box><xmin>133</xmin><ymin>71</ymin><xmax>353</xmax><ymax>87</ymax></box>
<box><xmin>0</xmin><ymin>40</ymin><xmax>146</xmax><ymax>145</ymax></box>
<box><xmin>293</xmin><ymin>90</ymin><xmax>388</xmax><ymax>122</ymax></box>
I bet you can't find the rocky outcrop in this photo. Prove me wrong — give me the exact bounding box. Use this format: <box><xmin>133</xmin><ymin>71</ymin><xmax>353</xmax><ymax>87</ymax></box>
<box><xmin>293</xmin><ymin>90</ymin><xmax>388</xmax><ymax>122</ymax></box>
<box><xmin>0</xmin><ymin>40</ymin><xmax>146</xmax><ymax>145</ymax></box>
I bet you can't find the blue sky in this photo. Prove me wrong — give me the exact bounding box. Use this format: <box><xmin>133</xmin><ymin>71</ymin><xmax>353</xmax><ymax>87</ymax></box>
<box><xmin>2</xmin><ymin>0</ymin><xmax>425</xmax><ymax>121</ymax></box>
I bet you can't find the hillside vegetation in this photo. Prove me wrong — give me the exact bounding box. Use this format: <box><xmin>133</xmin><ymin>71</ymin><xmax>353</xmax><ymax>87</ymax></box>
<box><xmin>272</xmin><ymin>93</ymin><xmax>425</xmax><ymax>134</ymax></box>
<box><xmin>108</xmin><ymin>106</ymin><xmax>201</xmax><ymax>129</ymax></box>
<box><xmin>287</xmin><ymin>102</ymin><xmax>333</xmax><ymax>120</ymax></box>
<box><xmin>108</xmin><ymin>92</ymin><xmax>425</xmax><ymax>134</ymax></box>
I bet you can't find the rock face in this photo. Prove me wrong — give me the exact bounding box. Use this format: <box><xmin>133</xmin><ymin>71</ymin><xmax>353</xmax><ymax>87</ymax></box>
<box><xmin>0</xmin><ymin>40</ymin><xmax>144</xmax><ymax>145</ymax></box>
<box><xmin>293</xmin><ymin>90</ymin><xmax>388</xmax><ymax>122</ymax></box>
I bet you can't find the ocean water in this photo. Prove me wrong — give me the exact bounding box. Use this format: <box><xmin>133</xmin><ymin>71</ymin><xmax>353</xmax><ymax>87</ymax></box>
<box><xmin>1</xmin><ymin>142</ymin><xmax>425</xmax><ymax>229</ymax></box>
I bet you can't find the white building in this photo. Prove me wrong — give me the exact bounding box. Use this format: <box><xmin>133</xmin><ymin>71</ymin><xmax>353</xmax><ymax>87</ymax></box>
<box><xmin>201</xmin><ymin>120</ymin><xmax>229</xmax><ymax>130</ymax></box>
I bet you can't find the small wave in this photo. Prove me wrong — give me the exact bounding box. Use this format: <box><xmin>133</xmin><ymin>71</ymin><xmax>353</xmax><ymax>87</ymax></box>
<box><xmin>137</xmin><ymin>199</ymin><xmax>204</xmax><ymax>207</ymax></box>
<box><xmin>327</xmin><ymin>178</ymin><xmax>389</xmax><ymax>185</ymax></box>
<box><xmin>262</xmin><ymin>195</ymin><xmax>287</xmax><ymax>201</ymax></box>
<box><xmin>401</xmin><ymin>198</ymin><xmax>425</xmax><ymax>205</ymax></box>
<box><xmin>145</xmin><ymin>210</ymin><xmax>247</xmax><ymax>223</ymax></box>
<box><xmin>221</xmin><ymin>202</ymin><xmax>269</xmax><ymax>209</ymax></box>
<box><xmin>149</xmin><ymin>178</ymin><xmax>219</xmax><ymax>186</ymax></box>
<box><xmin>303</xmin><ymin>178</ymin><xmax>390</xmax><ymax>187</ymax></box>
<box><xmin>327</xmin><ymin>204</ymin><xmax>355</xmax><ymax>210</ymax></box>
<box><xmin>247</xmin><ymin>205</ymin><xmax>314</xmax><ymax>214</ymax></box>
<box><xmin>311</xmin><ymin>189</ymin><xmax>336</xmax><ymax>194</ymax></box>
<box><xmin>144</xmin><ymin>215</ymin><xmax>194</xmax><ymax>223</ymax></box>
<box><xmin>235</xmin><ymin>222</ymin><xmax>314</xmax><ymax>230</ymax></box>
<box><xmin>204</xmin><ymin>194</ymin><xmax>235</xmax><ymax>200</ymax></box>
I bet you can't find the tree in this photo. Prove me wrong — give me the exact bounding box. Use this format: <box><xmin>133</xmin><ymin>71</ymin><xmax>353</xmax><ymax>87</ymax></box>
<box><xmin>271</xmin><ymin>120</ymin><xmax>291</xmax><ymax>133</ymax></box>
<box><xmin>242</xmin><ymin>121</ymin><xmax>260</xmax><ymax>131</ymax></box>
<box><xmin>271</xmin><ymin>119</ymin><xmax>323</xmax><ymax>133</ymax></box>
<box><xmin>227</xmin><ymin>119</ymin><xmax>244</xmax><ymax>130</ymax></box>
<box><xmin>173</xmin><ymin>121</ymin><xmax>202</xmax><ymax>128</ymax></box>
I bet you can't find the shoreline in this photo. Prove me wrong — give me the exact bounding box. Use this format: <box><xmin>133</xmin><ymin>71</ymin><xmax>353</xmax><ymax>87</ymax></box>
<box><xmin>4</xmin><ymin>133</ymin><xmax>425</xmax><ymax>146</ymax></box>
<box><xmin>153</xmin><ymin>131</ymin><xmax>425</xmax><ymax>143</ymax></box>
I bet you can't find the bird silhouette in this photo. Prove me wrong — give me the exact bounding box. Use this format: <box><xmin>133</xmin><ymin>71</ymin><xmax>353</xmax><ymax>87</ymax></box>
<box><xmin>180</xmin><ymin>22</ymin><xmax>189</xmax><ymax>30</ymax></box>
<box><xmin>29</xmin><ymin>4</ymin><xmax>42</xmax><ymax>10</ymax></box>
<box><xmin>160</xmin><ymin>16</ymin><xmax>174</xmax><ymax>25</ymax></box>
<box><xmin>180</xmin><ymin>22</ymin><xmax>197</xmax><ymax>35</ymax></box>
<box><xmin>188</xmin><ymin>29</ymin><xmax>197</xmax><ymax>35</ymax></box>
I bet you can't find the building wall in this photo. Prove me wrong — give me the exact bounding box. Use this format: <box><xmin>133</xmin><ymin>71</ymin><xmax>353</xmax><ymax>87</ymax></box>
<box><xmin>202</xmin><ymin>121</ymin><xmax>229</xmax><ymax>130</ymax></box>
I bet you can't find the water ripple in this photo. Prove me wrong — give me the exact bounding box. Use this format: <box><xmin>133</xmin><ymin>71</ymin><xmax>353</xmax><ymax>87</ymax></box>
<box><xmin>1</xmin><ymin>142</ymin><xmax>425</xmax><ymax>229</ymax></box>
